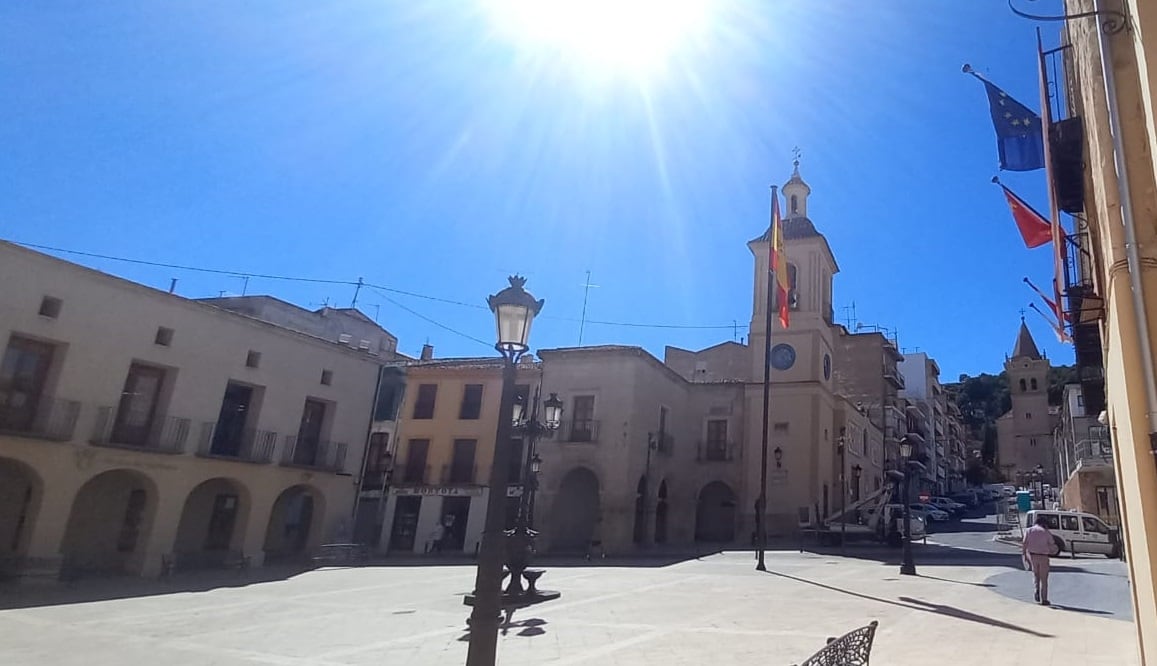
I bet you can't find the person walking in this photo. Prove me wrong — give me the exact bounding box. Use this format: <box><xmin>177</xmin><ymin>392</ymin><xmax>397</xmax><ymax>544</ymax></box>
<box><xmin>1022</xmin><ymin>514</ymin><xmax>1057</xmax><ymax>605</ymax></box>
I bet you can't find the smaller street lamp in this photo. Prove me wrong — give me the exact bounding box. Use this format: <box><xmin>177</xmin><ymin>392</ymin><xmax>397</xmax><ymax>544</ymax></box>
<box><xmin>899</xmin><ymin>437</ymin><xmax>917</xmax><ymax>576</ymax></box>
<box><xmin>530</xmin><ymin>453</ymin><xmax>543</xmax><ymax>474</ymax></box>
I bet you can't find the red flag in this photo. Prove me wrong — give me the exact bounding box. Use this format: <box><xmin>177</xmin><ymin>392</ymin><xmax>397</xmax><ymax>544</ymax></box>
<box><xmin>999</xmin><ymin>184</ymin><xmax>1052</xmax><ymax>248</ymax></box>
<box><xmin>769</xmin><ymin>193</ymin><xmax>790</xmax><ymax>329</ymax></box>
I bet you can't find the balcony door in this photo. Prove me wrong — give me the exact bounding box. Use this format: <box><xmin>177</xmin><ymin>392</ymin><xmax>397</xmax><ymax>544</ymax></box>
<box><xmin>293</xmin><ymin>399</ymin><xmax>327</xmax><ymax>465</ymax></box>
<box><xmin>212</xmin><ymin>382</ymin><xmax>253</xmax><ymax>456</ymax></box>
<box><xmin>0</xmin><ymin>336</ymin><xmax>55</xmax><ymax>432</ymax></box>
<box><xmin>112</xmin><ymin>364</ymin><xmax>164</xmax><ymax>446</ymax></box>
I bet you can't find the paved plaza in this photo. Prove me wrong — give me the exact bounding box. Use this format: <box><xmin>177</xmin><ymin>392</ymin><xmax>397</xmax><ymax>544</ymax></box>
<box><xmin>0</xmin><ymin>537</ymin><xmax>1137</xmax><ymax>666</ymax></box>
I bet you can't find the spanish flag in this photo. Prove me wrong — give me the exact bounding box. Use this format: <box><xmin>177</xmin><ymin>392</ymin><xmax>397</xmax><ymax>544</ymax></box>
<box><xmin>770</xmin><ymin>191</ymin><xmax>790</xmax><ymax>329</ymax></box>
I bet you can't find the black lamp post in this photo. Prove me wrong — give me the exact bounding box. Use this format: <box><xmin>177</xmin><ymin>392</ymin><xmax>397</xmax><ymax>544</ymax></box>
<box><xmin>851</xmin><ymin>464</ymin><xmax>863</xmax><ymax>502</ymax></box>
<box><xmin>467</xmin><ymin>276</ymin><xmax>543</xmax><ymax>666</ymax></box>
<box><xmin>899</xmin><ymin>436</ymin><xmax>917</xmax><ymax>576</ymax></box>
<box><xmin>503</xmin><ymin>387</ymin><xmax>562</xmax><ymax>596</ymax></box>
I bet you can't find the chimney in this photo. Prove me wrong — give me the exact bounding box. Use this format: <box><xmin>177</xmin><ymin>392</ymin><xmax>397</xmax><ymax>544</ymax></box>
<box><xmin>420</xmin><ymin>344</ymin><xmax>434</xmax><ymax>360</ymax></box>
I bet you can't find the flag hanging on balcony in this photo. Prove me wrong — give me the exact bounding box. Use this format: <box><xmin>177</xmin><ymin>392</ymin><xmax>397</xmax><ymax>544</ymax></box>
<box><xmin>1035</xmin><ymin>30</ymin><xmax>1071</xmax><ymax>344</ymax></box>
<box><xmin>770</xmin><ymin>190</ymin><xmax>790</xmax><ymax>329</ymax></box>
<box><xmin>996</xmin><ymin>180</ymin><xmax>1052</xmax><ymax>248</ymax></box>
<box><xmin>965</xmin><ymin>65</ymin><xmax>1046</xmax><ymax>172</ymax></box>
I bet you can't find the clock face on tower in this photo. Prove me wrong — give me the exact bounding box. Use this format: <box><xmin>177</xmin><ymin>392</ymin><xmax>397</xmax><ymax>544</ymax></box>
<box><xmin>771</xmin><ymin>343</ymin><xmax>796</xmax><ymax>370</ymax></box>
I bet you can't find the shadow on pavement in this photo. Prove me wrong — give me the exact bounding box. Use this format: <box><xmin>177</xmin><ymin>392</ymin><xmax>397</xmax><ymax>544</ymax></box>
<box><xmin>457</xmin><ymin>614</ymin><xmax>550</xmax><ymax>642</ymax></box>
<box><xmin>1048</xmin><ymin>604</ymin><xmax>1115</xmax><ymax>615</ymax></box>
<box><xmin>916</xmin><ymin>573</ymin><xmax>996</xmax><ymax>588</ymax></box>
<box><xmin>759</xmin><ymin>568</ymin><xmax>1053</xmax><ymax>638</ymax></box>
<box><xmin>0</xmin><ymin>564</ymin><xmax>314</xmax><ymax>610</ymax></box>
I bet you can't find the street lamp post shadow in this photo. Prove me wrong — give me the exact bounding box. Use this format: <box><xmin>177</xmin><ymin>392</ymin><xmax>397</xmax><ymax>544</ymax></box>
<box><xmin>465</xmin><ymin>275</ymin><xmax>545</xmax><ymax>666</ymax></box>
<box><xmin>899</xmin><ymin>436</ymin><xmax>917</xmax><ymax>576</ymax></box>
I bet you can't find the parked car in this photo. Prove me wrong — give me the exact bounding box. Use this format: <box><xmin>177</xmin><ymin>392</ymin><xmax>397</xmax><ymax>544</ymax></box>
<box><xmin>1025</xmin><ymin>509</ymin><xmax>1121</xmax><ymax>558</ymax></box>
<box><xmin>951</xmin><ymin>491</ymin><xmax>981</xmax><ymax>507</ymax></box>
<box><xmin>930</xmin><ymin>496</ymin><xmax>966</xmax><ymax>514</ymax></box>
<box><xmin>909</xmin><ymin>503</ymin><xmax>950</xmax><ymax>523</ymax></box>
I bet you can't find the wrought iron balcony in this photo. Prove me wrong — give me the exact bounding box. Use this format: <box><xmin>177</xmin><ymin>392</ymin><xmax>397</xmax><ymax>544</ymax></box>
<box><xmin>696</xmin><ymin>440</ymin><xmax>738</xmax><ymax>462</ymax></box>
<box><xmin>559</xmin><ymin>418</ymin><xmax>600</xmax><ymax>443</ymax></box>
<box><xmin>398</xmin><ymin>463</ymin><xmax>430</xmax><ymax>485</ymax></box>
<box><xmin>280</xmin><ymin>436</ymin><xmax>347</xmax><ymax>472</ymax></box>
<box><xmin>441</xmin><ymin>463</ymin><xmax>477</xmax><ymax>484</ymax></box>
<box><xmin>196</xmin><ymin>422</ymin><xmax>277</xmax><ymax>464</ymax></box>
<box><xmin>90</xmin><ymin>407</ymin><xmax>190</xmax><ymax>453</ymax></box>
<box><xmin>0</xmin><ymin>396</ymin><xmax>80</xmax><ymax>442</ymax></box>
<box><xmin>884</xmin><ymin>366</ymin><xmax>906</xmax><ymax>389</ymax></box>
<box><xmin>655</xmin><ymin>432</ymin><xmax>675</xmax><ymax>455</ymax></box>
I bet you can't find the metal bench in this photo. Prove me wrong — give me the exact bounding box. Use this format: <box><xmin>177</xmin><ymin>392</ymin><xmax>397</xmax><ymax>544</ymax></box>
<box><xmin>793</xmin><ymin>621</ymin><xmax>878</xmax><ymax>666</ymax></box>
<box><xmin>161</xmin><ymin>550</ymin><xmax>250</xmax><ymax>577</ymax></box>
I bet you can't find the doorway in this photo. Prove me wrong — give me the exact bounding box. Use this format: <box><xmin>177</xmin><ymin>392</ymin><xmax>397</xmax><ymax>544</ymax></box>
<box><xmin>212</xmin><ymin>383</ymin><xmax>253</xmax><ymax>456</ymax></box>
<box><xmin>293</xmin><ymin>399</ymin><xmax>327</xmax><ymax>466</ymax></box>
<box><xmin>112</xmin><ymin>363</ymin><xmax>165</xmax><ymax>446</ymax></box>
<box><xmin>389</xmin><ymin>496</ymin><xmax>421</xmax><ymax>552</ymax></box>
<box><xmin>440</xmin><ymin>497</ymin><xmax>471</xmax><ymax>551</ymax></box>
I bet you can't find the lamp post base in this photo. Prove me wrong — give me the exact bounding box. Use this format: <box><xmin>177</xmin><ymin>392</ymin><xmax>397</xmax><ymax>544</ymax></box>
<box><xmin>900</xmin><ymin>562</ymin><xmax>917</xmax><ymax>576</ymax></box>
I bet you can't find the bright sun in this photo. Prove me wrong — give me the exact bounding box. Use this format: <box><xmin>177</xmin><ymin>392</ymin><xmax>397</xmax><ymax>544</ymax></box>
<box><xmin>482</xmin><ymin>0</ymin><xmax>711</xmax><ymax>76</ymax></box>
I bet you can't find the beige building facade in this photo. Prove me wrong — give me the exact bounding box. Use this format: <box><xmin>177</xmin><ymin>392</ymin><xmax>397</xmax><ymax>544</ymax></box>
<box><xmin>382</xmin><ymin>357</ymin><xmax>540</xmax><ymax>555</ymax></box>
<box><xmin>0</xmin><ymin>242</ymin><xmax>381</xmax><ymax>578</ymax></box>
<box><xmin>1054</xmin><ymin>2</ymin><xmax>1157</xmax><ymax>659</ymax></box>
<box><xmin>1055</xmin><ymin>384</ymin><xmax>1118</xmax><ymax>523</ymax></box>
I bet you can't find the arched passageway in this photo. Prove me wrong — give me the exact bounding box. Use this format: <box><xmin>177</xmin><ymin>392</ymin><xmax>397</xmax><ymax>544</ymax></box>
<box><xmin>695</xmin><ymin>481</ymin><xmax>737</xmax><ymax>543</ymax></box>
<box><xmin>0</xmin><ymin>458</ymin><xmax>43</xmax><ymax>562</ymax></box>
<box><xmin>62</xmin><ymin>469</ymin><xmax>157</xmax><ymax>575</ymax></box>
<box><xmin>264</xmin><ymin>485</ymin><xmax>324</xmax><ymax>562</ymax></box>
<box><xmin>174</xmin><ymin>477</ymin><xmax>250</xmax><ymax>566</ymax></box>
<box><xmin>549</xmin><ymin>467</ymin><xmax>600</xmax><ymax>552</ymax></box>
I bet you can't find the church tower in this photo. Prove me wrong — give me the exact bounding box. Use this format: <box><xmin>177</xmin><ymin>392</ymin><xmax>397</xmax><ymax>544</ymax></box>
<box><xmin>747</xmin><ymin>160</ymin><xmax>839</xmax><ymax>386</ymax></box>
<box><xmin>744</xmin><ymin>160</ymin><xmax>843</xmax><ymax>535</ymax></box>
<box><xmin>998</xmin><ymin>319</ymin><xmax>1056</xmax><ymax>484</ymax></box>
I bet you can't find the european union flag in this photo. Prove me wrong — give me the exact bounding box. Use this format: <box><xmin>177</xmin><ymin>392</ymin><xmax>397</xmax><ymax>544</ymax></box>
<box><xmin>979</xmin><ymin>78</ymin><xmax>1045</xmax><ymax>171</ymax></box>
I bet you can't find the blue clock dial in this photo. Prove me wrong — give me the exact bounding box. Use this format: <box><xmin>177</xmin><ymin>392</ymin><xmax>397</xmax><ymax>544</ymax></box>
<box><xmin>771</xmin><ymin>343</ymin><xmax>796</xmax><ymax>370</ymax></box>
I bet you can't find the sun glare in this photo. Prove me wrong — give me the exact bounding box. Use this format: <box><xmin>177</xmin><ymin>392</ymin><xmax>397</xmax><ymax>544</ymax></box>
<box><xmin>482</xmin><ymin>0</ymin><xmax>711</xmax><ymax>76</ymax></box>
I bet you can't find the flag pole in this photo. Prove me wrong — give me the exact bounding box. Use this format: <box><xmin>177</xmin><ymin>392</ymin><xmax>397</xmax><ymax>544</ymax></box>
<box><xmin>1037</xmin><ymin>28</ymin><xmax>1069</xmax><ymax>341</ymax></box>
<box><xmin>756</xmin><ymin>185</ymin><xmax>777</xmax><ymax>572</ymax></box>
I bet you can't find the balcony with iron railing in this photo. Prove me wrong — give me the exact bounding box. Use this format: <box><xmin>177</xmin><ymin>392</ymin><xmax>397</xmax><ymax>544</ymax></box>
<box><xmin>90</xmin><ymin>407</ymin><xmax>190</xmax><ymax>454</ymax></box>
<box><xmin>883</xmin><ymin>365</ymin><xmax>905</xmax><ymax>389</ymax></box>
<box><xmin>397</xmin><ymin>463</ymin><xmax>431</xmax><ymax>485</ymax></box>
<box><xmin>280</xmin><ymin>436</ymin><xmax>347</xmax><ymax>473</ymax></box>
<box><xmin>0</xmin><ymin>395</ymin><xmax>81</xmax><ymax>442</ymax></box>
<box><xmin>655</xmin><ymin>432</ymin><xmax>675</xmax><ymax>456</ymax></box>
<box><xmin>1074</xmin><ymin>437</ymin><xmax>1113</xmax><ymax>468</ymax></box>
<box><xmin>696</xmin><ymin>440</ymin><xmax>738</xmax><ymax>462</ymax></box>
<box><xmin>196</xmin><ymin>423</ymin><xmax>277</xmax><ymax>464</ymax></box>
<box><xmin>441</xmin><ymin>463</ymin><xmax>477</xmax><ymax>485</ymax></box>
<box><xmin>559</xmin><ymin>418</ymin><xmax>600</xmax><ymax>443</ymax></box>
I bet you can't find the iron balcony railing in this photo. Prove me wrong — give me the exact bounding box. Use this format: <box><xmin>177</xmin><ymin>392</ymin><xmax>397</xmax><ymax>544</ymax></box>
<box><xmin>90</xmin><ymin>407</ymin><xmax>190</xmax><ymax>453</ymax></box>
<box><xmin>883</xmin><ymin>366</ymin><xmax>906</xmax><ymax>389</ymax></box>
<box><xmin>1074</xmin><ymin>438</ymin><xmax>1113</xmax><ymax>465</ymax></box>
<box><xmin>398</xmin><ymin>463</ymin><xmax>430</xmax><ymax>484</ymax></box>
<box><xmin>655</xmin><ymin>432</ymin><xmax>675</xmax><ymax>455</ymax></box>
<box><xmin>195</xmin><ymin>422</ymin><xmax>277</xmax><ymax>464</ymax></box>
<box><xmin>696</xmin><ymin>440</ymin><xmax>738</xmax><ymax>462</ymax></box>
<box><xmin>280</xmin><ymin>436</ymin><xmax>347</xmax><ymax>472</ymax></box>
<box><xmin>0</xmin><ymin>395</ymin><xmax>81</xmax><ymax>442</ymax></box>
<box><xmin>441</xmin><ymin>463</ymin><xmax>477</xmax><ymax>484</ymax></box>
<box><xmin>559</xmin><ymin>419</ymin><xmax>600</xmax><ymax>443</ymax></box>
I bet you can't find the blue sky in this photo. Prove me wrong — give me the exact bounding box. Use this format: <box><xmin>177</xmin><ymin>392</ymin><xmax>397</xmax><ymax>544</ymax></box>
<box><xmin>0</xmin><ymin>1</ymin><xmax>1071</xmax><ymax>380</ymax></box>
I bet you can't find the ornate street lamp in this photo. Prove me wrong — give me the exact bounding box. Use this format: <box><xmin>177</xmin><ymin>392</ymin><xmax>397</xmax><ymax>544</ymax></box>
<box><xmin>504</xmin><ymin>387</ymin><xmax>562</xmax><ymax>596</ymax></box>
<box><xmin>837</xmin><ymin>429</ymin><xmax>847</xmax><ymax>550</ymax></box>
<box><xmin>467</xmin><ymin>276</ymin><xmax>543</xmax><ymax>666</ymax></box>
<box><xmin>899</xmin><ymin>437</ymin><xmax>917</xmax><ymax>576</ymax></box>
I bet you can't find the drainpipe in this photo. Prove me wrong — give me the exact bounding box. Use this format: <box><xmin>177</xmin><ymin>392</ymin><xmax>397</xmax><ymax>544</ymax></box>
<box><xmin>1094</xmin><ymin>0</ymin><xmax>1157</xmax><ymax>448</ymax></box>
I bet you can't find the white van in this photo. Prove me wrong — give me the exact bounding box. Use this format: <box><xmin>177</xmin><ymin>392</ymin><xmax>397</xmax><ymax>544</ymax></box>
<box><xmin>1025</xmin><ymin>510</ymin><xmax>1120</xmax><ymax>558</ymax></box>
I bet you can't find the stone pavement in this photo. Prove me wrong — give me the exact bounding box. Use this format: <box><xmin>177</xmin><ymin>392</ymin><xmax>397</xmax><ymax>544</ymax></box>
<box><xmin>0</xmin><ymin>549</ymin><xmax>1138</xmax><ymax>665</ymax></box>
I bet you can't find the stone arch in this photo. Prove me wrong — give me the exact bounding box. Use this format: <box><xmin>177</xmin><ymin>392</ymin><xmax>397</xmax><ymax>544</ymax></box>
<box><xmin>264</xmin><ymin>484</ymin><xmax>326</xmax><ymax>563</ymax></box>
<box><xmin>654</xmin><ymin>479</ymin><xmax>669</xmax><ymax>544</ymax></box>
<box><xmin>174</xmin><ymin>477</ymin><xmax>251</xmax><ymax>561</ymax></box>
<box><xmin>1019</xmin><ymin>378</ymin><xmax>1027</xmax><ymax>392</ymax></box>
<box><xmin>549</xmin><ymin>467</ymin><xmax>600</xmax><ymax>553</ymax></box>
<box><xmin>62</xmin><ymin>468</ymin><xmax>159</xmax><ymax>575</ymax></box>
<box><xmin>695</xmin><ymin>481</ymin><xmax>737</xmax><ymax>543</ymax></box>
<box><xmin>0</xmin><ymin>457</ymin><xmax>43</xmax><ymax>560</ymax></box>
